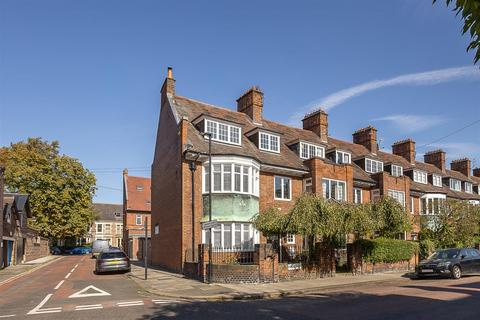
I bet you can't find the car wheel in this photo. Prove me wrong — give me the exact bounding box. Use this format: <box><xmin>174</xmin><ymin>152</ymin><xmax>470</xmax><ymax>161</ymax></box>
<box><xmin>451</xmin><ymin>265</ymin><xmax>462</xmax><ymax>279</ymax></box>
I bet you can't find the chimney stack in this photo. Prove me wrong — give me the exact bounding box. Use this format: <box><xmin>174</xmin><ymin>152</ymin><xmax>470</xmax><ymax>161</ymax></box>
<box><xmin>424</xmin><ymin>150</ymin><xmax>446</xmax><ymax>172</ymax></box>
<box><xmin>450</xmin><ymin>158</ymin><xmax>471</xmax><ymax>178</ymax></box>
<box><xmin>237</xmin><ymin>86</ymin><xmax>263</xmax><ymax>123</ymax></box>
<box><xmin>392</xmin><ymin>139</ymin><xmax>416</xmax><ymax>164</ymax></box>
<box><xmin>161</xmin><ymin>67</ymin><xmax>176</xmax><ymax>101</ymax></box>
<box><xmin>473</xmin><ymin>168</ymin><xmax>480</xmax><ymax>177</ymax></box>
<box><xmin>302</xmin><ymin>109</ymin><xmax>329</xmax><ymax>143</ymax></box>
<box><xmin>352</xmin><ymin>126</ymin><xmax>378</xmax><ymax>154</ymax></box>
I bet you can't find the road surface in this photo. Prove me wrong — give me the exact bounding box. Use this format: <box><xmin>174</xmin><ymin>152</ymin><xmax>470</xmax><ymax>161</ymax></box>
<box><xmin>1</xmin><ymin>255</ymin><xmax>480</xmax><ymax>319</ymax></box>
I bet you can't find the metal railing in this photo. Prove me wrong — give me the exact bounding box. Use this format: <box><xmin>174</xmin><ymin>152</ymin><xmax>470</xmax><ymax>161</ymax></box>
<box><xmin>210</xmin><ymin>247</ymin><xmax>255</xmax><ymax>265</ymax></box>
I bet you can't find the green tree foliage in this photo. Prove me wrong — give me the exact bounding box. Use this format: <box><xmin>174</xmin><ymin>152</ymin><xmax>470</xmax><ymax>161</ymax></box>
<box><xmin>421</xmin><ymin>199</ymin><xmax>480</xmax><ymax>248</ymax></box>
<box><xmin>435</xmin><ymin>0</ymin><xmax>480</xmax><ymax>64</ymax></box>
<box><xmin>252</xmin><ymin>194</ymin><xmax>411</xmax><ymax>242</ymax></box>
<box><xmin>0</xmin><ymin>138</ymin><xmax>97</xmax><ymax>239</ymax></box>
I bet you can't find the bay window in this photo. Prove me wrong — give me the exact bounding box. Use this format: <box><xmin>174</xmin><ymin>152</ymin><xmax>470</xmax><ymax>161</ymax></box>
<box><xmin>203</xmin><ymin>158</ymin><xmax>260</xmax><ymax>196</ymax></box>
<box><xmin>420</xmin><ymin>194</ymin><xmax>446</xmax><ymax>215</ymax></box>
<box><xmin>203</xmin><ymin>222</ymin><xmax>258</xmax><ymax>250</ymax></box>
<box><xmin>322</xmin><ymin>179</ymin><xmax>347</xmax><ymax>201</ymax></box>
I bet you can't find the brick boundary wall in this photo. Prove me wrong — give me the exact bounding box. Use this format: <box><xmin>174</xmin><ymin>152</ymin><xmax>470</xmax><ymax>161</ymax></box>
<box><xmin>25</xmin><ymin>236</ymin><xmax>49</xmax><ymax>262</ymax></box>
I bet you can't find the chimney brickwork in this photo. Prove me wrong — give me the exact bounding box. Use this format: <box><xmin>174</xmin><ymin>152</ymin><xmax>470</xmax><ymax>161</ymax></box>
<box><xmin>161</xmin><ymin>67</ymin><xmax>176</xmax><ymax>102</ymax></box>
<box><xmin>236</xmin><ymin>86</ymin><xmax>263</xmax><ymax>123</ymax></box>
<box><xmin>392</xmin><ymin>139</ymin><xmax>416</xmax><ymax>164</ymax></box>
<box><xmin>424</xmin><ymin>150</ymin><xmax>446</xmax><ymax>172</ymax></box>
<box><xmin>302</xmin><ymin>109</ymin><xmax>329</xmax><ymax>143</ymax></box>
<box><xmin>451</xmin><ymin>158</ymin><xmax>471</xmax><ymax>178</ymax></box>
<box><xmin>352</xmin><ymin>126</ymin><xmax>378</xmax><ymax>154</ymax></box>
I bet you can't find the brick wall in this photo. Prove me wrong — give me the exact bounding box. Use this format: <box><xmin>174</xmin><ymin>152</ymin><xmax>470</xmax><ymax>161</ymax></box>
<box><xmin>25</xmin><ymin>236</ymin><xmax>49</xmax><ymax>262</ymax></box>
<box><xmin>151</xmin><ymin>96</ymin><xmax>184</xmax><ymax>272</ymax></box>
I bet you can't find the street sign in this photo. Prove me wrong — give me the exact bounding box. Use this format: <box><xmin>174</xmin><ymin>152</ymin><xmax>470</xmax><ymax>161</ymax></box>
<box><xmin>202</xmin><ymin>220</ymin><xmax>219</xmax><ymax>230</ymax></box>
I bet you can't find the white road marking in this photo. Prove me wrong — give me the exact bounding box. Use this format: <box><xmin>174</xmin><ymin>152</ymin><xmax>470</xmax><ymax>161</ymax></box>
<box><xmin>27</xmin><ymin>294</ymin><xmax>62</xmax><ymax>315</ymax></box>
<box><xmin>65</xmin><ymin>272</ymin><xmax>72</xmax><ymax>279</ymax></box>
<box><xmin>75</xmin><ymin>304</ymin><xmax>103</xmax><ymax>311</ymax></box>
<box><xmin>69</xmin><ymin>285</ymin><xmax>111</xmax><ymax>298</ymax></box>
<box><xmin>74</xmin><ymin>264</ymin><xmax>79</xmax><ymax>268</ymax></box>
<box><xmin>117</xmin><ymin>301</ymin><xmax>144</xmax><ymax>307</ymax></box>
<box><xmin>54</xmin><ymin>280</ymin><xmax>65</xmax><ymax>290</ymax></box>
<box><xmin>70</xmin><ymin>268</ymin><xmax>75</xmax><ymax>273</ymax></box>
<box><xmin>0</xmin><ymin>315</ymin><xmax>16</xmax><ymax>318</ymax></box>
<box><xmin>152</xmin><ymin>299</ymin><xmax>178</xmax><ymax>304</ymax></box>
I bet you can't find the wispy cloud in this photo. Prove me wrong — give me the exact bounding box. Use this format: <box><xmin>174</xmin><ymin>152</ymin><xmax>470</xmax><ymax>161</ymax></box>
<box><xmin>423</xmin><ymin>142</ymin><xmax>480</xmax><ymax>163</ymax></box>
<box><xmin>372</xmin><ymin>114</ymin><xmax>446</xmax><ymax>133</ymax></box>
<box><xmin>289</xmin><ymin>66</ymin><xmax>480</xmax><ymax>125</ymax></box>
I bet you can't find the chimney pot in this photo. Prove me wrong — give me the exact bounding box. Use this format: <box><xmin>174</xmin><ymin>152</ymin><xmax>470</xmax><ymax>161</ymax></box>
<box><xmin>161</xmin><ymin>66</ymin><xmax>176</xmax><ymax>100</ymax></box>
<box><xmin>167</xmin><ymin>67</ymin><xmax>173</xmax><ymax>79</ymax></box>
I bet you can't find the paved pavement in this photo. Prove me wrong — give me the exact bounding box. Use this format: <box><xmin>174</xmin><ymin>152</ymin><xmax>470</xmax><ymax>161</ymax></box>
<box><xmin>0</xmin><ymin>255</ymin><xmax>60</xmax><ymax>286</ymax></box>
<box><xmin>129</xmin><ymin>263</ymin><xmax>412</xmax><ymax>300</ymax></box>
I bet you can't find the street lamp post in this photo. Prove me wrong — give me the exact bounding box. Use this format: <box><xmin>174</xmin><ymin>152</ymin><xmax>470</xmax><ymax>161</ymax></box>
<box><xmin>204</xmin><ymin>132</ymin><xmax>213</xmax><ymax>283</ymax></box>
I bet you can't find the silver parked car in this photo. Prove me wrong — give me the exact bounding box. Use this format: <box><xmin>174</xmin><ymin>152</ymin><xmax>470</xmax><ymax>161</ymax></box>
<box><xmin>95</xmin><ymin>250</ymin><xmax>131</xmax><ymax>274</ymax></box>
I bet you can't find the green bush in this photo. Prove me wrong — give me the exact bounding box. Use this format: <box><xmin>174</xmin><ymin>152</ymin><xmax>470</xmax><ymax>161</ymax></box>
<box><xmin>419</xmin><ymin>239</ymin><xmax>435</xmax><ymax>260</ymax></box>
<box><xmin>355</xmin><ymin>238</ymin><xmax>419</xmax><ymax>263</ymax></box>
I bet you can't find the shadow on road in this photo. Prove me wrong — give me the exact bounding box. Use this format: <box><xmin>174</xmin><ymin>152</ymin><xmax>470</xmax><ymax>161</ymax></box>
<box><xmin>132</xmin><ymin>279</ymin><xmax>480</xmax><ymax>320</ymax></box>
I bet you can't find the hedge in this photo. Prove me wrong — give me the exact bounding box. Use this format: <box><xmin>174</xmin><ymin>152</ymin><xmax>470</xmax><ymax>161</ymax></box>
<box><xmin>355</xmin><ymin>238</ymin><xmax>419</xmax><ymax>263</ymax></box>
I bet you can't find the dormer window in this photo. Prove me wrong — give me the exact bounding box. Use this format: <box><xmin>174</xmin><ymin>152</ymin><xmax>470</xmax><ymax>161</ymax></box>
<box><xmin>391</xmin><ymin>165</ymin><xmax>403</xmax><ymax>177</ymax></box>
<box><xmin>365</xmin><ymin>158</ymin><xmax>383</xmax><ymax>173</ymax></box>
<box><xmin>336</xmin><ymin>151</ymin><xmax>351</xmax><ymax>164</ymax></box>
<box><xmin>259</xmin><ymin>132</ymin><xmax>280</xmax><ymax>153</ymax></box>
<box><xmin>413</xmin><ymin>170</ymin><xmax>428</xmax><ymax>184</ymax></box>
<box><xmin>465</xmin><ymin>182</ymin><xmax>473</xmax><ymax>193</ymax></box>
<box><xmin>432</xmin><ymin>174</ymin><xmax>442</xmax><ymax>187</ymax></box>
<box><xmin>300</xmin><ymin>142</ymin><xmax>324</xmax><ymax>160</ymax></box>
<box><xmin>449</xmin><ymin>178</ymin><xmax>461</xmax><ymax>191</ymax></box>
<box><xmin>205</xmin><ymin>119</ymin><xmax>241</xmax><ymax>145</ymax></box>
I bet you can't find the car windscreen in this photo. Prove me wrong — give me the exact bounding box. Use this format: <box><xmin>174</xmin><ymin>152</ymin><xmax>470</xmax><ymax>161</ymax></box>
<box><xmin>429</xmin><ymin>249</ymin><xmax>460</xmax><ymax>260</ymax></box>
<box><xmin>100</xmin><ymin>252</ymin><xmax>126</xmax><ymax>259</ymax></box>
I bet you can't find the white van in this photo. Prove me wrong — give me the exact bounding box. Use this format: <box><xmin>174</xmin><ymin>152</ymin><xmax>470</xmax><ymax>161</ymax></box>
<box><xmin>92</xmin><ymin>239</ymin><xmax>110</xmax><ymax>258</ymax></box>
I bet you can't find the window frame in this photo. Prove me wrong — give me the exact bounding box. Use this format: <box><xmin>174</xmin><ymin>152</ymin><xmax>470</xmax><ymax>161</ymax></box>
<box><xmin>365</xmin><ymin>158</ymin><xmax>384</xmax><ymax>173</ymax></box>
<box><xmin>202</xmin><ymin>222</ymin><xmax>258</xmax><ymax>250</ymax></box>
<box><xmin>274</xmin><ymin>176</ymin><xmax>292</xmax><ymax>201</ymax></box>
<box><xmin>204</xmin><ymin>119</ymin><xmax>242</xmax><ymax>146</ymax></box>
<box><xmin>203</xmin><ymin>161</ymin><xmax>260</xmax><ymax>197</ymax></box>
<box><xmin>413</xmin><ymin>170</ymin><xmax>428</xmax><ymax>184</ymax></box>
<box><xmin>387</xmin><ymin>189</ymin><xmax>406</xmax><ymax>208</ymax></box>
<box><xmin>353</xmin><ymin>188</ymin><xmax>362</xmax><ymax>204</ymax></box>
<box><xmin>336</xmin><ymin>151</ymin><xmax>351</xmax><ymax>164</ymax></box>
<box><xmin>299</xmin><ymin>142</ymin><xmax>325</xmax><ymax>160</ymax></box>
<box><xmin>96</xmin><ymin>223</ymin><xmax>103</xmax><ymax>233</ymax></box>
<box><xmin>449</xmin><ymin>178</ymin><xmax>461</xmax><ymax>191</ymax></box>
<box><xmin>391</xmin><ymin>165</ymin><xmax>403</xmax><ymax>177</ymax></box>
<box><xmin>465</xmin><ymin>182</ymin><xmax>473</xmax><ymax>193</ymax></box>
<box><xmin>322</xmin><ymin>178</ymin><xmax>347</xmax><ymax>201</ymax></box>
<box><xmin>258</xmin><ymin>132</ymin><xmax>280</xmax><ymax>153</ymax></box>
<box><xmin>135</xmin><ymin>215</ymin><xmax>142</xmax><ymax>226</ymax></box>
<box><xmin>286</xmin><ymin>234</ymin><xmax>295</xmax><ymax>244</ymax></box>
<box><xmin>432</xmin><ymin>174</ymin><xmax>443</xmax><ymax>187</ymax></box>
<box><xmin>303</xmin><ymin>178</ymin><xmax>313</xmax><ymax>193</ymax></box>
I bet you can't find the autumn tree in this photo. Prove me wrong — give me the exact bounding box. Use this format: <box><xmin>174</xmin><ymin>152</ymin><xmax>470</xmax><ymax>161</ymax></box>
<box><xmin>0</xmin><ymin>138</ymin><xmax>97</xmax><ymax>239</ymax></box>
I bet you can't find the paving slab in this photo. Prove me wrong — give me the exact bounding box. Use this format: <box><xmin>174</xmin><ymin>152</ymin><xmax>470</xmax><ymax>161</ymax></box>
<box><xmin>0</xmin><ymin>255</ymin><xmax>62</xmax><ymax>286</ymax></box>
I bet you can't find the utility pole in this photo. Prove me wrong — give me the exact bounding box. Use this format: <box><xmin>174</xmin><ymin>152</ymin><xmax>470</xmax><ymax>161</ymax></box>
<box><xmin>144</xmin><ymin>216</ymin><xmax>148</xmax><ymax>280</ymax></box>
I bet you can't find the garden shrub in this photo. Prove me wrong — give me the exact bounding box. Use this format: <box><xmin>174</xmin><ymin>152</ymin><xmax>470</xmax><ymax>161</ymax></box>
<box><xmin>355</xmin><ymin>238</ymin><xmax>419</xmax><ymax>263</ymax></box>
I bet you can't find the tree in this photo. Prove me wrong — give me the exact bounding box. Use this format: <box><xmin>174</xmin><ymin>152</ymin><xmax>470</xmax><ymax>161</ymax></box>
<box><xmin>0</xmin><ymin>138</ymin><xmax>97</xmax><ymax>239</ymax></box>
<box><xmin>435</xmin><ymin>0</ymin><xmax>480</xmax><ymax>64</ymax></box>
<box><xmin>372</xmin><ymin>197</ymin><xmax>412</xmax><ymax>238</ymax></box>
<box><xmin>421</xmin><ymin>199</ymin><xmax>480</xmax><ymax>248</ymax></box>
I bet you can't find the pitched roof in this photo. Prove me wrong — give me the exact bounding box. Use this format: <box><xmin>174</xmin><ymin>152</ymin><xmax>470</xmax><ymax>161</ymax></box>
<box><xmin>170</xmin><ymin>95</ymin><xmax>478</xmax><ymax>199</ymax></box>
<box><xmin>124</xmin><ymin>175</ymin><xmax>151</xmax><ymax>212</ymax></box>
<box><xmin>93</xmin><ymin>203</ymin><xmax>123</xmax><ymax>221</ymax></box>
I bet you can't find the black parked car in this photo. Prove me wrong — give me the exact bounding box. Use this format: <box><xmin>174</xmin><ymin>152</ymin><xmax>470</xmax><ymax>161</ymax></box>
<box><xmin>416</xmin><ymin>248</ymin><xmax>480</xmax><ymax>279</ymax></box>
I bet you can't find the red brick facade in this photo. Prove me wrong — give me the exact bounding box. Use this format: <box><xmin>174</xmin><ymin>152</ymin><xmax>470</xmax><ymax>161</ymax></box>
<box><xmin>151</xmin><ymin>68</ymin><xmax>480</xmax><ymax>275</ymax></box>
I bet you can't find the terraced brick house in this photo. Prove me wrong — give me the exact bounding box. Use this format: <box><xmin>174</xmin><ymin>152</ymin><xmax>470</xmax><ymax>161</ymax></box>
<box><xmin>151</xmin><ymin>68</ymin><xmax>480</xmax><ymax>273</ymax></box>
<box><xmin>90</xmin><ymin>203</ymin><xmax>123</xmax><ymax>248</ymax></box>
<box><xmin>122</xmin><ymin>170</ymin><xmax>151</xmax><ymax>260</ymax></box>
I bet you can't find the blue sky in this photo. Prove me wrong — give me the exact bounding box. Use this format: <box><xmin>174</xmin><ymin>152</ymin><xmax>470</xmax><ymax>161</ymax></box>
<box><xmin>1</xmin><ymin>0</ymin><xmax>479</xmax><ymax>204</ymax></box>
